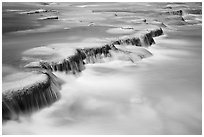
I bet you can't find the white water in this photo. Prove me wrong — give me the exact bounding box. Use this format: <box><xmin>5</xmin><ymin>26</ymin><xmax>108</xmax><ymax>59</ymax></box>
<box><xmin>3</xmin><ymin>29</ymin><xmax>202</xmax><ymax>134</ymax></box>
<box><xmin>2</xmin><ymin>2</ymin><xmax>202</xmax><ymax>135</ymax></box>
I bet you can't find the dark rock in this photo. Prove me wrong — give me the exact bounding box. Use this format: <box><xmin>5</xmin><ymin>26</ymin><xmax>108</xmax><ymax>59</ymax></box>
<box><xmin>143</xmin><ymin>32</ymin><xmax>155</xmax><ymax>46</ymax></box>
<box><xmin>39</xmin><ymin>16</ymin><xmax>58</xmax><ymax>20</ymax></box>
<box><xmin>24</xmin><ymin>28</ymin><xmax>164</xmax><ymax>74</ymax></box>
<box><xmin>150</xmin><ymin>28</ymin><xmax>163</xmax><ymax>37</ymax></box>
<box><xmin>2</xmin><ymin>70</ymin><xmax>61</xmax><ymax>121</ymax></box>
<box><xmin>163</xmin><ymin>10</ymin><xmax>183</xmax><ymax>16</ymax></box>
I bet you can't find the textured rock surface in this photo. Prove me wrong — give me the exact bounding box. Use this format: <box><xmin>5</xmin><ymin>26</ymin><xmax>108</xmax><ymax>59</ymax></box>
<box><xmin>38</xmin><ymin>16</ymin><xmax>58</xmax><ymax>20</ymax></box>
<box><xmin>2</xmin><ymin>2</ymin><xmax>201</xmax><ymax>134</ymax></box>
<box><xmin>25</xmin><ymin>28</ymin><xmax>163</xmax><ymax>74</ymax></box>
<box><xmin>2</xmin><ymin>70</ymin><xmax>61</xmax><ymax>120</ymax></box>
<box><xmin>20</xmin><ymin>9</ymin><xmax>57</xmax><ymax>14</ymax></box>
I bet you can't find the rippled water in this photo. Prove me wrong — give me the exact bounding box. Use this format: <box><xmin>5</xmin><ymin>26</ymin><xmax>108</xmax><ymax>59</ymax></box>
<box><xmin>2</xmin><ymin>2</ymin><xmax>202</xmax><ymax>135</ymax></box>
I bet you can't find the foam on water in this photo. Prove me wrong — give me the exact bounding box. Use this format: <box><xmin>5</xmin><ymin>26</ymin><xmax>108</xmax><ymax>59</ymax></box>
<box><xmin>2</xmin><ymin>2</ymin><xmax>202</xmax><ymax>135</ymax></box>
<box><xmin>3</xmin><ymin>32</ymin><xmax>202</xmax><ymax>134</ymax></box>
<box><xmin>2</xmin><ymin>61</ymin><xmax>163</xmax><ymax>134</ymax></box>
<box><xmin>106</xmin><ymin>27</ymin><xmax>135</xmax><ymax>34</ymax></box>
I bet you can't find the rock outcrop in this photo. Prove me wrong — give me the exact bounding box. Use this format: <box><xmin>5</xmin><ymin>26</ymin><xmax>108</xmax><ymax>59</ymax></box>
<box><xmin>162</xmin><ymin>10</ymin><xmax>183</xmax><ymax>16</ymax></box>
<box><xmin>2</xmin><ymin>70</ymin><xmax>61</xmax><ymax>121</ymax></box>
<box><xmin>25</xmin><ymin>28</ymin><xmax>163</xmax><ymax>74</ymax></box>
<box><xmin>20</xmin><ymin>9</ymin><xmax>57</xmax><ymax>14</ymax></box>
<box><xmin>38</xmin><ymin>16</ymin><xmax>58</xmax><ymax>20</ymax></box>
<box><xmin>111</xmin><ymin>28</ymin><xmax>163</xmax><ymax>46</ymax></box>
<box><xmin>3</xmin><ymin>28</ymin><xmax>163</xmax><ymax>121</ymax></box>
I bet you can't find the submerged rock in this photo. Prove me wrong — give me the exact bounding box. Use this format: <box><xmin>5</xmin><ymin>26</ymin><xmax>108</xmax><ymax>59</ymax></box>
<box><xmin>150</xmin><ymin>20</ymin><xmax>167</xmax><ymax>28</ymax></box>
<box><xmin>163</xmin><ymin>15</ymin><xmax>186</xmax><ymax>25</ymax></box>
<box><xmin>130</xmin><ymin>18</ymin><xmax>147</xmax><ymax>24</ymax></box>
<box><xmin>185</xmin><ymin>9</ymin><xmax>202</xmax><ymax>15</ymax></box>
<box><xmin>113</xmin><ymin>45</ymin><xmax>153</xmax><ymax>63</ymax></box>
<box><xmin>162</xmin><ymin>10</ymin><xmax>183</xmax><ymax>16</ymax></box>
<box><xmin>38</xmin><ymin>16</ymin><xmax>58</xmax><ymax>20</ymax></box>
<box><xmin>106</xmin><ymin>27</ymin><xmax>135</xmax><ymax>34</ymax></box>
<box><xmin>163</xmin><ymin>6</ymin><xmax>173</xmax><ymax>9</ymax></box>
<box><xmin>25</xmin><ymin>28</ymin><xmax>163</xmax><ymax>74</ymax></box>
<box><xmin>40</xmin><ymin>2</ymin><xmax>56</xmax><ymax>6</ymax></box>
<box><xmin>121</xmin><ymin>26</ymin><xmax>134</xmax><ymax>30</ymax></box>
<box><xmin>2</xmin><ymin>28</ymin><xmax>164</xmax><ymax>121</ymax></box>
<box><xmin>20</xmin><ymin>9</ymin><xmax>57</xmax><ymax>14</ymax></box>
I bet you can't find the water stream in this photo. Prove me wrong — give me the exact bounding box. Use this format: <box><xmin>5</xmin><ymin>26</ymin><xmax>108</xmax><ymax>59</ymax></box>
<box><xmin>2</xmin><ymin>2</ymin><xmax>202</xmax><ymax>135</ymax></box>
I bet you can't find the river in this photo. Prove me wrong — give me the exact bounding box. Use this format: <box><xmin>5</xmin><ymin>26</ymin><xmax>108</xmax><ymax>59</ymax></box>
<box><xmin>2</xmin><ymin>2</ymin><xmax>202</xmax><ymax>135</ymax></box>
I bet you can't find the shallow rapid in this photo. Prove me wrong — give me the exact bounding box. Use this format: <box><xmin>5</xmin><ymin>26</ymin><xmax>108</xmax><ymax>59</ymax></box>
<box><xmin>2</xmin><ymin>2</ymin><xmax>202</xmax><ymax>135</ymax></box>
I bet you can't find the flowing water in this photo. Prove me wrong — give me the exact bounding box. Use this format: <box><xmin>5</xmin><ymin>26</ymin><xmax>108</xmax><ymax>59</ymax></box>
<box><xmin>2</xmin><ymin>2</ymin><xmax>202</xmax><ymax>135</ymax></box>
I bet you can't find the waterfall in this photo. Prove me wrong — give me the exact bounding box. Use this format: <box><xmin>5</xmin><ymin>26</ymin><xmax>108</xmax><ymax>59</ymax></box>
<box><xmin>25</xmin><ymin>28</ymin><xmax>163</xmax><ymax>74</ymax></box>
<box><xmin>3</xmin><ymin>28</ymin><xmax>163</xmax><ymax>121</ymax></box>
<box><xmin>2</xmin><ymin>70</ymin><xmax>61</xmax><ymax>121</ymax></box>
